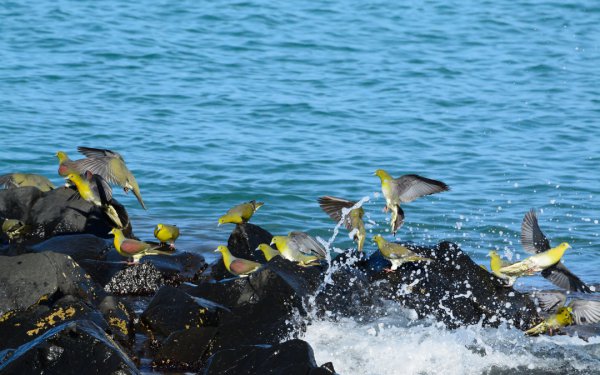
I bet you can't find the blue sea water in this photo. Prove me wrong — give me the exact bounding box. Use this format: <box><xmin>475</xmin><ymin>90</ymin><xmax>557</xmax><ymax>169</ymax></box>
<box><xmin>2</xmin><ymin>1</ymin><xmax>600</xmax><ymax>372</ymax></box>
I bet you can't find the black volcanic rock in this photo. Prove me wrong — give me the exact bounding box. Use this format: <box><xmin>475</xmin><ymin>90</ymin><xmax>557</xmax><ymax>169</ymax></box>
<box><xmin>0</xmin><ymin>320</ymin><xmax>139</xmax><ymax>374</ymax></box>
<box><xmin>0</xmin><ymin>252</ymin><xmax>101</xmax><ymax>315</ymax></box>
<box><xmin>152</xmin><ymin>327</ymin><xmax>217</xmax><ymax>371</ymax></box>
<box><xmin>0</xmin><ymin>186</ymin><xmax>133</xmax><ymax>243</ymax></box>
<box><xmin>203</xmin><ymin>339</ymin><xmax>332</xmax><ymax>375</ymax></box>
<box><xmin>30</xmin><ymin>234</ymin><xmax>113</xmax><ymax>262</ymax></box>
<box><xmin>141</xmin><ymin>286</ymin><xmax>223</xmax><ymax>337</ymax></box>
<box><xmin>364</xmin><ymin>241</ymin><xmax>539</xmax><ymax>329</ymax></box>
<box><xmin>0</xmin><ymin>295</ymin><xmax>108</xmax><ymax>352</ymax></box>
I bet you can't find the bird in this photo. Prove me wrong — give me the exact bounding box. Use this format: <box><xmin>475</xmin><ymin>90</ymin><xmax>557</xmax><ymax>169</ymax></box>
<box><xmin>153</xmin><ymin>224</ymin><xmax>179</xmax><ymax>249</ymax></box>
<box><xmin>73</xmin><ymin>147</ymin><xmax>146</xmax><ymax>210</ymax></box>
<box><xmin>65</xmin><ymin>171</ymin><xmax>124</xmax><ymax>228</ymax></box>
<box><xmin>271</xmin><ymin>232</ymin><xmax>325</xmax><ymax>266</ymax></box>
<box><xmin>0</xmin><ymin>173</ymin><xmax>55</xmax><ymax>192</ymax></box>
<box><xmin>499</xmin><ymin>242</ymin><xmax>570</xmax><ymax>278</ymax></box>
<box><xmin>518</xmin><ymin>209</ymin><xmax>591</xmax><ymax>292</ymax></box>
<box><xmin>372</xmin><ymin>234</ymin><xmax>432</xmax><ymax>272</ymax></box>
<box><xmin>487</xmin><ymin>250</ymin><xmax>516</xmax><ymax>287</ymax></box>
<box><xmin>109</xmin><ymin>228</ymin><xmax>172</xmax><ymax>264</ymax></box>
<box><xmin>214</xmin><ymin>245</ymin><xmax>261</xmax><ymax>277</ymax></box>
<box><xmin>257</xmin><ymin>243</ymin><xmax>280</xmax><ymax>261</ymax></box>
<box><xmin>526</xmin><ymin>291</ymin><xmax>600</xmax><ymax>335</ymax></box>
<box><xmin>56</xmin><ymin>151</ymin><xmax>82</xmax><ymax>179</ymax></box>
<box><xmin>218</xmin><ymin>200</ymin><xmax>264</xmax><ymax>225</ymax></box>
<box><xmin>374</xmin><ymin>169</ymin><xmax>449</xmax><ymax>235</ymax></box>
<box><xmin>1</xmin><ymin>219</ymin><xmax>29</xmax><ymax>241</ymax></box>
<box><xmin>318</xmin><ymin>196</ymin><xmax>366</xmax><ymax>252</ymax></box>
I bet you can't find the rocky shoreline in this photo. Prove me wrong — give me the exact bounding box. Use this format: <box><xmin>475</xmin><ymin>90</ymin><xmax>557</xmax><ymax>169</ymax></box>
<box><xmin>0</xmin><ymin>186</ymin><xmax>541</xmax><ymax>374</ymax></box>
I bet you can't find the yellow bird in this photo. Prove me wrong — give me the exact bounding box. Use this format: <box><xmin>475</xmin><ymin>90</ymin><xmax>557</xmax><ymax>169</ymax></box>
<box><xmin>270</xmin><ymin>232</ymin><xmax>324</xmax><ymax>266</ymax></box>
<box><xmin>218</xmin><ymin>200</ymin><xmax>264</xmax><ymax>225</ymax></box>
<box><xmin>256</xmin><ymin>243</ymin><xmax>280</xmax><ymax>261</ymax></box>
<box><xmin>374</xmin><ymin>169</ymin><xmax>449</xmax><ymax>235</ymax></box>
<box><xmin>526</xmin><ymin>291</ymin><xmax>600</xmax><ymax>335</ymax></box>
<box><xmin>373</xmin><ymin>234</ymin><xmax>432</xmax><ymax>272</ymax></box>
<box><xmin>215</xmin><ymin>245</ymin><xmax>261</xmax><ymax>277</ymax></box>
<box><xmin>318</xmin><ymin>196</ymin><xmax>366</xmax><ymax>252</ymax></box>
<box><xmin>499</xmin><ymin>242</ymin><xmax>571</xmax><ymax>277</ymax></box>
<box><xmin>487</xmin><ymin>250</ymin><xmax>517</xmax><ymax>287</ymax></box>
<box><xmin>153</xmin><ymin>224</ymin><xmax>180</xmax><ymax>249</ymax></box>
<box><xmin>109</xmin><ymin>228</ymin><xmax>172</xmax><ymax>263</ymax></box>
<box><xmin>65</xmin><ymin>172</ymin><xmax>123</xmax><ymax>228</ymax></box>
<box><xmin>0</xmin><ymin>173</ymin><xmax>55</xmax><ymax>192</ymax></box>
<box><xmin>1</xmin><ymin>219</ymin><xmax>29</xmax><ymax>241</ymax></box>
<box><xmin>520</xmin><ymin>209</ymin><xmax>591</xmax><ymax>292</ymax></box>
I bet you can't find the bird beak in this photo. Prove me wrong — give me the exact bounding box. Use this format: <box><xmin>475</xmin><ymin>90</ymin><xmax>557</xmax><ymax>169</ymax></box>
<box><xmin>270</xmin><ymin>239</ymin><xmax>275</xmax><ymax>245</ymax></box>
<box><xmin>217</xmin><ymin>223</ymin><xmax>221</xmax><ymax>227</ymax></box>
<box><xmin>213</xmin><ymin>249</ymin><xmax>219</xmax><ymax>253</ymax></box>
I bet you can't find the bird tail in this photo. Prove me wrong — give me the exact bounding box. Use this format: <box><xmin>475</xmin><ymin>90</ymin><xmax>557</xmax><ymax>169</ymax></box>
<box><xmin>525</xmin><ymin>321</ymin><xmax>547</xmax><ymax>336</ymax></box>
<box><xmin>144</xmin><ymin>248</ymin><xmax>175</xmax><ymax>256</ymax></box>
<box><xmin>133</xmin><ymin>186</ymin><xmax>147</xmax><ymax>210</ymax></box>
<box><xmin>104</xmin><ymin>205</ymin><xmax>124</xmax><ymax>228</ymax></box>
<box><xmin>392</xmin><ymin>205</ymin><xmax>405</xmax><ymax>236</ymax></box>
<box><xmin>405</xmin><ymin>256</ymin><xmax>433</xmax><ymax>263</ymax></box>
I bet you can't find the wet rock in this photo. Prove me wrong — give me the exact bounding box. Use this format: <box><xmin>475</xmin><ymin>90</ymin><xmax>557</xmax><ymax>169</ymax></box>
<box><xmin>203</xmin><ymin>339</ymin><xmax>329</xmax><ymax>375</ymax></box>
<box><xmin>141</xmin><ymin>252</ymin><xmax>207</xmax><ymax>284</ymax></box>
<box><xmin>0</xmin><ymin>320</ymin><xmax>139</xmax><ymax>374</ymax></box>
<box><xmin>141</xmin><ymin>285</ymin><xmax>222</xmax><ymax>337</ymax></box>
<box><xmin>30</xmin><ymin>234</ymin><xmax>112</xmax><ymax>262</ymax></box>
<box><xmin>209</xmin><ymin>223</ymin><xmax>273</xmax><ymax>281</ymax></box>
<box><xmin>365</xmin><ymin>241</ymin><xmax>539</xmax><ymax>329</ymax></box>
<box><xmin>99</xmin><ymin>296</ymin><xmax>136</xmax><ymax>348</ymax></box>
<box><xmin>104</xmin><ymin>262</ymin><xmax>165</xmax><ymax>296</ymax></box>
<box><xmin>0</xmin><ymin>186</ymin><xmax>133</xmax><ymax>243</ymax></box>
<box><xmin>0</xmin><ymin>295</ymin><xmax>108</xmax><ymax>352</ymax></box>
<box><xmin>152</xmin><ymin>327</ymin><xmax>217</xmax><ymax>371</ymax></box>
<box><xmin>0</xmin><ymin>252</ymin><xmax>101</xmax><ymax>315</ymax></box>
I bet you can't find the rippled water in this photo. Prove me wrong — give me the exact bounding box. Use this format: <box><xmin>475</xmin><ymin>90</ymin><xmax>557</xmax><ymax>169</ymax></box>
<box><xmin>2</xmin><ymin>1</ymin><xmax>600</xmax><ymax>372</ymax></box>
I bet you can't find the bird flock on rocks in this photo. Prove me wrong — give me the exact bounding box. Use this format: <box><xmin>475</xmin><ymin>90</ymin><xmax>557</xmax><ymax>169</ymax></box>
<box><xmin>1</xmin><ymin>148</ymin><xmax>599</xmax><ymax>335</ymax></box>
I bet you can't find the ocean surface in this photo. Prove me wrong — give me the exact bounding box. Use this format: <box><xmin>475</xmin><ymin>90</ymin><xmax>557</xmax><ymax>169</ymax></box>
<box><xmin>2</xmin><ymin>1</ymin><xmax>600</xmax><ymax>373</ymax></box>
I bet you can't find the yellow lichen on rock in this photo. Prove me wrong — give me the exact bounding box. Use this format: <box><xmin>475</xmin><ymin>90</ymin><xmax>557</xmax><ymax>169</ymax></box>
<box><xmin>26</xmin><ymin>306</ymin><xmax>77</xmax><ymax>336</ymax></box>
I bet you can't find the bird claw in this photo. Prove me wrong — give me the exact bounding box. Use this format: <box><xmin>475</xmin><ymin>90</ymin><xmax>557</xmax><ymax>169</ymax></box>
<box><xmin>169</xmin><ymin>243</ymin><xmax>176</xmax><ymax>250</ymax></box>
<box><xmin>383</xmin><ymin>206</ymin><xmax>389</xmax><ymax>213</ymax></box>
<box><xmin>383</xmin><ymin>268</ymin><xmax>395</xmax><ymax>273</ymax></box>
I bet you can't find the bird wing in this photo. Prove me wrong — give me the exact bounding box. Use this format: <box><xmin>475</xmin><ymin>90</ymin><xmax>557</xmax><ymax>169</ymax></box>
<box><xmin>120</xmin><ymin>239</ymin><xmax>150</xmax><ymax>254</ymax></box>
<box><xmin>521</xmin><ymin>209</ymin><xmax>551</xmax><ymax>254</ymax></box>
<box><xmin>89</xmin><ymin>173</ymin><xmax>113</xmax><ymax>203</ymax></box>
<box><xmin>541</xmin><ymin>262</ymin><xmax>592</xmax><ymax>293</ymax></box>
<box><xmin>77</xmin><ymin>146</ymin><xmax>125</xmax><ymax>161</ymax></box>
<box><xmin>230</xmin><ymin>259</ymin><xmax>260</xmax><ymax>275</ymax></box>
<box><xmin>288</xmin><ymin>231</ymin><xmax>327</xmax><ymax>258</ymax></box>
<box><xmin>498</xmin><ymin>259</ymin><xmax>533</xmax><ymax>276</ymax></box>
<box><xmin>317</xmin><ymin>196</ymin><xmax>359</xmax><ymax>230</ymax></box>
<box><xmin>532</xmin><ymin>291</ymin><xmax>567</xmax><ymax>312</ymax></box>
<box><xmin>393</xmin><ymin>174</ymin><xmax>449</xmax><ymax>203</ymax></box>
<box><xmin>75</xmin><ymin>157</ymin><xmax>124</xmax><ymax>186</ymax></box>
<box><xmin>569</xmin><ymin>300</ymin><xmax>600</xmax><ymax>325</ymax></box>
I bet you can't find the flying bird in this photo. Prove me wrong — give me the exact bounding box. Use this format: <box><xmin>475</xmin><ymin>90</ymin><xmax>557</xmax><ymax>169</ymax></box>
<box><xmin>374</xmin><ymin>169</ymin><xmax>449</xmax><ymax>235</ymax></box>
<box><xmin>526</xmin><ymin>291</ymin><xmax>600</xmax><ymax>335</ymax></box>
<box><xmin>518</xmin><ymin>209</ymin><xmax>591</xmax><ymax>292</ymax></box>
<box><xmin>318</xmin><ymin>196</ymin><xmax>366</xmax><ymax>252</ymax></box>
<box><xmin>65</xmin><ymin>171</ymin><xmax>123</xmax><ymax>228</ymax></box>
<box><xmin>271</xmin><ymin>232</ymin><xmax>325</xmax><ymax>266</ymax></box>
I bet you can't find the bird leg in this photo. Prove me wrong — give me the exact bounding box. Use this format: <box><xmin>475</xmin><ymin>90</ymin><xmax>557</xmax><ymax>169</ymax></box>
<box><xmin>169</xmin><ymin>242</ymin><xmax>176</xmax><ymax>250</ymax></box>
<box><xmin>383</xmin><ymin>268</ymin><xmax>395</xmax><ymax>273</ymax></box>
<box><xmin>383</xmin><ymin>206</ymin><xmax>389</xmax><ymax>213</ymax></box>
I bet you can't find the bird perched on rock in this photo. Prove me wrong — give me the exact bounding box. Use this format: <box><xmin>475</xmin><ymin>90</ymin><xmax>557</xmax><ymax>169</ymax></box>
<box><xmin>1</xmin><ymin>219</ymin><xmax>30</xmax><ymax>242</ymax></box>
<box><xmin>153</xmin><ymin>224</ymin><xmax>179</xmax><ymax>249</ymax></box>
<box><xmin>526</xmin><ymin>291</ymin><xmax>600</xmax><ymax>335</ymax></box>
<box><xmin>65</xmin><ymin>172</ymin><xmax>123</xmax><ymax>228</ymax></box>
<box><xmin>318</xmin><ymin>196</ymin><xmax>366</xmax><ymax>252</ymax></box>
<box><xmin>516</xmin><ymin>209</ymin><xmax>591</xmax><ymax>292</ymax></box>
<box><xmin>0</xmin><ymin>173</ymin><xmax>55</xmax><ymax>192</ymax></box>
<box><xmin>74</xmin><ymin>147</ymin><xmax>146</xmax><ymax>210</ymax></box>
<box><xmin>374</xmin><ymin>169</ymin><xmax>449</xmax><ymax>235</ymax></box>
<box><xmin>373</xmin><ymin>235</ymin><xmax>432</xmax><ymax>272</ymax></box>
<box><xmin>257</xmin><ymin>243</ymin><xmax>280</xmax><ymax>261</ymax></box>
<box><xmin>218</xmin><ymin>200</ymin><xmax>264</xmax><ymax>225</ymax></box>
<box><xmin>488</xmin><ymin>250</ymin><xmax>517</xmax><ymax>287</ymax></box>
<box><xmin>271</xmin><ymin>232</ymin><xmax>325</xmax><ymax>266</ymax></box>
<box><xmin>215</xmin><ymin>245</ymin><xmax>261</xmax><ymax>277</ymax></box>
<box><xmin>109</xmin><ymin>228</ymin><xmax>172</xmax><ymax>264</ymax></box>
